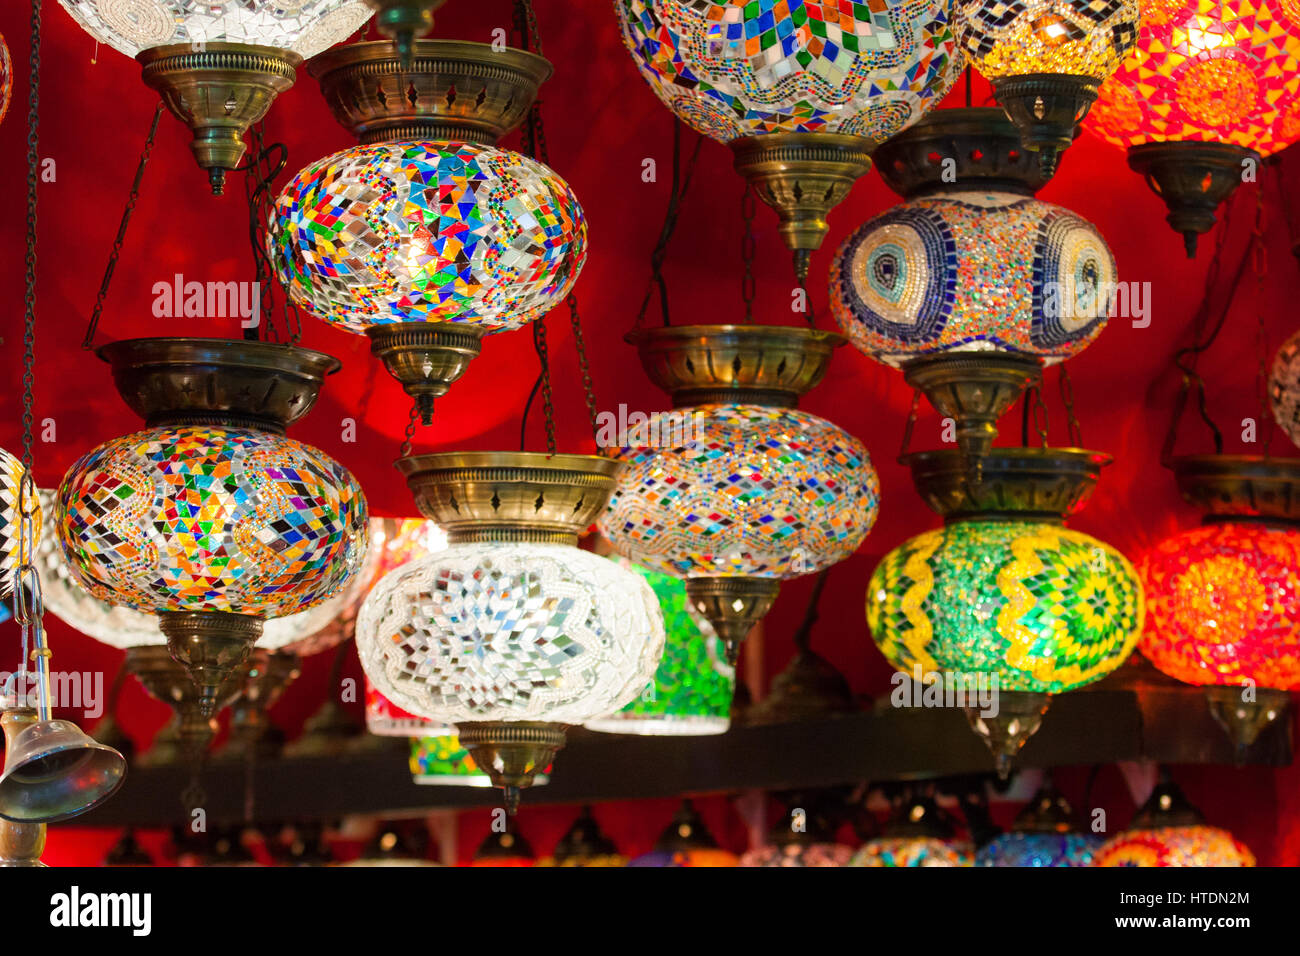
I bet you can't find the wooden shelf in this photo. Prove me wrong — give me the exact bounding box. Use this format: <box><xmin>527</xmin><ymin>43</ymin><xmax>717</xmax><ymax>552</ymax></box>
<box><xmin>73</xmin><ymin>679</ymin><xmax>1293</xmax><ymax>827</ymax></box>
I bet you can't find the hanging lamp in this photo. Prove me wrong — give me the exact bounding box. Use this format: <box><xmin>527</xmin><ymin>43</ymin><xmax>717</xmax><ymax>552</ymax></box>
<box><xmin>58</xmin><ymin>0</ymin><xmax>373</xmax><ymax>193</ymax></box>
<box><xmin>628</xmin><ymin>800</ymin><xmax>739</xmax><ymax>867</ymax></box>
<box><xmin>955</xmin><ymin>0</ymin><xmax>1140</xmax><ymax>173</ymax></box>
<box><xmin>850</xmin><ymin>789</ymin><xmax>973</xmax><ymax>866</ymax></box>
<box><xmin>270</xmin><ymin>39</ymin><xmax>583</xmax><ymax>424</ymax></box>
<box><xmin>738</xmin><ymin>791</ymin><xmax>855</xmax><ymax>867</ymax></box>
<box><xmin>364</xmin><ymin>0</ymin><xmax>447</xmax><ymax>67</ymax></box>
<box><xmin>537</xmin><ymin>807</ymin><xmax>627</xmax><ymax>867</ymax></box>
<box><xmin>471</xmin><ymin>818</ymin><xmax>535</xmax><ymax>867</ymax></box>
<box><xmin>599</xmin><ymin>324</ymin><xmax>880</xmax><ymax>662</ymax></box>
<box><xmin>1093</xmin><ymin>774</ymin><xmax>1255</xmax><ymax>866</ymax></box>
<box><xmin>56</xmin><ymin>338</ymin><xmax>369</xmax><ymax>714</ymax></box>
<box><xmin>614</xmin><ymin>0</ymin><xmax>961</xmax><ymax>278</ymax></box>
<box><xmin>831</xmin><ymin>107</ymin><xmax>1117</xmax><ymax>461</ymax></box>
<box><xmin>976</xmin><ymin>780</ymin><xmax>1103</xmax><ymax>866</ymax></box>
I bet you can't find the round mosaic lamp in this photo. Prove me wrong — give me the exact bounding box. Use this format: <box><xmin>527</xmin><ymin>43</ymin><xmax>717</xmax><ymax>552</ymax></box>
<box><xmin>850</xmin><ymin>790</ymin><xmax>972</xmax><ymax>867</ymax></box>
<box><xmin>356</xmin><ymin>452</ymin><xmax>665</xmax><ymax>811</ymax></box>
<box><xmin>57</xmin><ymin>0</ymin><xmax>372</xmax><ymax>192</ymax></box>
<box><xmin>628</xmin><ymin>800</ymin><xmax>739</xmax><ymax>867</ymax></box>
<box><xmin>614</xmin><ymin>0</ymin><xmax>961</xmax><ymax>278</ymax></box>
<box><xmin>0</xmin><ymin>447</ymin><xmax>38</xmax><ymax>598</ymax></box>
<box><xmin>0</xmin><ymin>32</ymin><xmax>11</xmax><ymax>125</ymax></box>
<box><xmin>739</xmin><ymin>796</ymin><xmax>855</xmax><ymax>867</ymax></box>
<box><xmin>868</xmin><ymin>447</ymin><xmax>1144</xmax><ymax>774</ymax></box>
<box><xmin>976</xmin><ymin>782</ymin><xmax>1104</xmax><ymax>866</ymax></box>
<box><xmin>271</xmin><ymin>40</ymin><xmax>582</xmax><ymax>425</ymax></box>
<box><xmin>600</xmin><ymin>324</ymin><xmax>879</xmax><ymax>661</ymax></box>
<box><xmin>56</xmin><ymin>338</ymin><xmax>369</xmax><ymax>714</ymax></box>
<box><xmin>1269</xmin><ymin>328</ymin><xmax>1300</xmax><ymax>448</ymax></box>
<box><xmin>585</xmin><ymin>557</ymin><xmax>734</xmax><ymax>735</ymax></box>
<box><xmin>1087</xmin><ymin>0</ymin><xmax>1300</xmax><ymax>256</ymax></box>
<box><xmin>831</xmin><ymin>107</ymin><xmax>1116</xmax><ymax>459</ymax></box>
<box><xmin>1136</xmin><ymin>455</ymin><xmax>1300</xmax><ymax>754</ymax></box>
<box><xmin>537</xmin><ymin>808</ymin><xmax>628</xmax><ymax>867</ymax></box>
<box><xmin>1093</xmin><ymin>777</ymin><xmax>1255</xmax><ymax>867</ymax></box>
<box><xmin>955</xmin><ymin>0</ymin><xmax>1140</xmax><ymax>173</ymax></box>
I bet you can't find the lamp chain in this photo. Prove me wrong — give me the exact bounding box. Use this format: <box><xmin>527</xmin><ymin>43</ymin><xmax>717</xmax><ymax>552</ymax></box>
<box><xmin>1251</xmin><ymin>182</ymin><xmax>1274</xmax><ymax>457</ymax></box>
<box><xmin>790</xmin><ymin>568</ymin><xmax>831</xmax><ymax>655</ymax></box>
<box><xmin>741</xmin><ymin>184</ymin><xmax>757</xmax><ymax>323</ymax></box>
<box><xmin>635</xmin><ymin>118</ymin><xmax>705</xmax><ymax>329</ymax></box>
<box><xmin>1058</xmin><ymin>364</ymin><xmax>1082</xmax><ymax>446</ymax></box>
<box><xmin>535</xmin><ymin>319</ymin><xmax>557</xmax><ymax>455</ymax></box>
<box><xmin>244</xmin><ymin>123</ymin><xmax>301</xmax><ymax>344</ymax></box>
<box><xmin>82</xmin><ymin>102</ymin><xmax>164</xmax><ymax>351</ymax></box>
<box><xmin>397</xmin><ymin>404</ymin><xmax>419</xmax><ymax>462</ymax></box>
<box><xmin>898</xmin><ymin>387</ymin><xmax>921</xmax><ymax>460</ymax></box>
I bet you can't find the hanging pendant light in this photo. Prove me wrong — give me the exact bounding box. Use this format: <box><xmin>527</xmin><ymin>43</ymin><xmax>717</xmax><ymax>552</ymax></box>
<box><xmin>831</xmin><ymin>107</ymin><xmax>1117</xmax><ymax>460</ymax></box>
<box><xmin>738</xmin><ymin>792</ymin><xmax>855</xmax><ymax>867</ymax></box>
<box><xmin>955</xmin><ymin>0</ymin><xmax>1140</xmax><ymax>173</ymax></box>
<box><xmin>600</xmin><ymin>324</ymin><xmax>880</xmax><ymax>662</ymax></box>
<box><xmin>269</xmin><ymin>40</ymin><xmax>582</xmax><ymax>424</ymax></box>
<box><xmin>56</xmin><ymin>338</ymin><xmax>369</xmax><ymax>714</ymax></box>
<box><xmin>126</xmin><ymin>646</ymin><xmax>246</xmax><ymax>765</ymax></box>
<box><xmin>342</xmin><ymin>819</ymin><xmax>441</xmax><ymax>866</ymax></box>
<box><xmin>537</xmin><ymin>807</ymin><xmax>627</xmax><ymax>867</ymax></box>
<box><xmin>103</xmin><ymin>828</ymin><xmax>155</xmax><ymax>867</ymax></box>
<box><xmin>1087</xmin><ymin>0</ymin><xmax>1300</xmax><ymax>256</ymax></box>
<box><xmin>1093</xmin><ymin>774</ymin><xmax>1255</xmax><ymax>867</ymax></box>
<box><xmin>472</xmin><ymin>818</ymin><xmax>535</xmax><ymax>867</ymax></box>
<box><xmin>628</xmin><ymin>800</ymin><xmax>739</xmax><ymax>867</ymax></box>
<box><xmin>614</xmin><ymin>0</ymin><xmax>961</xmax><ymax>278</ymax></box>
<box><xmin>356</xmin><ymin>452</ymin><xmax>666</xmax><ymax>811</ymax></box>
<box><xmin>851</xmin><ymin>790</ymin><xmax>973</xmax><ymax>866</ymax></box>
<box><xmin>57</xmin><ymin>0</ymin><xmax>373</xmax><ymax>193</ymax></box>
<box><xmin>868</xmin><ymin>447</ymin><xmax>1144</xmax><ymax>776</ymax></box>
<box><xmin>219</xmin><ymin>651</ymin><xmax>302</xmax><ymax>761</ymax></box>
<box><xmin>976</xmin><ymin>781</ymin><xmax>1103</xmax><ymax>866</ymax></box>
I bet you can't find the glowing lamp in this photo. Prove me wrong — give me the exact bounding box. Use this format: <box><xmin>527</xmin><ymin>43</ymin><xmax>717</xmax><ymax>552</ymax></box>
<box><xmin>976</xmin><ymin>783</ymin><xmax>1103</xmax><ymax>866</ymax></box>
<box><xmin>1094</xmin><ymin>778</ymin><xmax>1255</xmax><ymax>867</ymax></box>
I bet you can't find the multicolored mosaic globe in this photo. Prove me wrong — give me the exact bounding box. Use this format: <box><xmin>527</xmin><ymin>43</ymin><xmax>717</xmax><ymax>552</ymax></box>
<box><xmin>867</xmin><ymin>520</ymin><xmax>1144</xmax><ymax>693</ymax></box>
<box><xmin>57</xmin><ymin>426</ymin><xmax>369</xmax><ymax>618</ymax></box>
<box><xmin>1269</xmin><ymin>328</ymin><xmax>1300</xmax><ymax>448</ymax></box>
<box><xmin>0</xmin><ymin>446</ymin><xmax>38</xmax><ymax>598</ymax></box>
<box><xmin>585</xmin><ymin>558</ymin><xmax>734</xmax><ymax>735</ymax></box>
<box><xmin>850</xmin><ymin>837</ymin><xmax>973</xmax><ymax>866</ymax></box>
<box><xmin>1088</xmin><ymin>0</ymin><xmax>1300</xmax><ymax>156</ymax></box>
<box><xmin>1093</xmin><ymin>826</ymin><xmax>1256</xmax><ymax>866</ymax></box>
<box><xmin>976</xmin><ymin>831</ymin><xmax>1104</xmax><ymax>866</ymax></box>
<box><xmin>600</xmin><ymin>404</ymin><xmax>879</xmax><ymax>578</ymax></box>
<box><xmin>1138</xmin><ymin>522</ymin><xmax>1300</xmax><ymax>691</ymax></box>
<box><xmin>269</xmin><ymin>142</ymin><xmax>587</xmax><ymax>334</ymax></box>
<box><xmin>628</xmin><ymin>848</ymin><xmax>739</xmax><ymax>866</ymax></box>
<box><xmin>356</xmin><ymin>543</ymin><xmax>665</xmax><ymax>725</ymax></box>
<box><xmin>0</xmin><ymin>32</ymin><xmax>11</xmax><ymax>126</ymax></box>
<box><xmin>615</xmin><ymin>0</ymin><xmax>961</xmax><ymax>143</ymax></box>
<box><xmin>830</xmin><ymin>192</ymin><xmax>1116</xmax><ymax>367</ymax></box>
<box><xmin>409</xmin><ymin>735</ymin><xmax>491</xmax><ymax>787</ymax></box>
<box><xmin>738</xmin><ymin>842</ymin><xmax>854</xmax><ymax>866</ymax></box>
<box><xmin>57</xmin><ymin>0</ymin><xmax>371</xmax><ymax>58</ymax></box>
<box><xmin>956</xmin><ymin>0</ymin><xmax>1140</xmax><ymax>81</ymax></box>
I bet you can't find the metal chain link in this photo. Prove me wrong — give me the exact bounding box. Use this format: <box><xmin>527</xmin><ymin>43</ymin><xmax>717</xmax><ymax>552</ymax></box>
<box><xmin>1058</xmin><ymin>364</ymin><xmax>1082</xmax><ymax>447</ymax></box>
<box><xmin>1252</xmin><ymin>183</ymin><xmax>1274</xmax><ymax>457</ymax></box>
<box><xmin>741</xmin><ymin>185</ymin><xmax>757</xmax><ymax>323</ymax></box>
<box><xmin>397</xmin><ymin>404</ymin><xmax>419</xmax><ymax>461</ymax></box>
<box><xmin>83</xmin><ymin>103</ymin><xmax>164</xmax><ymax>350</ymax></box>
<box><xmin>567</xmin><ymin>293</ymin><xmax>600</xmax><ymax>441</ymax></box>
<box><xmin>534</xmin><ymin>319</ymin><xmax>557</xmax><ymax>455</ymax></box>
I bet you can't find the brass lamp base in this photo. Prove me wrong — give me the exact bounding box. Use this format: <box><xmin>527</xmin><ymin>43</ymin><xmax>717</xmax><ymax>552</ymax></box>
<box><xmin>158</xmin><ymin>611</ymin><xmax>262</xmax><ymax>718</ymax></box>
<box><xmin>365</xmin><ymin>0</ymin><xmax>448</xmax><ymax>69</ymax></box>
<box><xmin>137</xmin><ymin>43</ymin><xmax>301</xmax><ymax>195</ymax></box>
<box><xmin>1169</xmin><ymin>455</ymin><xmax>1300</xmax><ymax>525</ymax></box>
<box><xmin>628</xmin><ymin>324</ymin><xmax>844</xmax><ymax>409</ymax></box>
<box><xmin>366</xmin><ymin>325</ymin><xmax>485</xmax><ymax>426</ymax></box>
<box><xmin>685</xmin><ymin>577</ymin><xmax>780</xmax><ymax>664</ymax></box>
<box><xmin>1205</xmin><ymin>685</ymin><xmax>1291</xmax><ymax>762</ymax></box>
<box><xmin>311</xmin><ymin>38</ymin><xmax>551</xmax><ymax>145</ymax></box>
<box><xmin>963</xmin><ymin>690</ymin><xmax>1050</xmax><ymax>780</ymax></box>
<box><xmin>219</xmin><ymin>652</ymin><xmax>301</xmax><ymax>762</ymax></box>
<box><xmin>126</xmin><ymin>645</ymin><xmax>247</xmax><ymax>763</ymax></box>
<box><xmin>902</xmin><ymin>352</ymin><xmax>1043</xmax><ymax>461</ymax></box>
<box><xmin>1127</xmin><ymin>141</ymin><xmax>1259</xmax><ymax>258</ymax></box>
<box><xmin>991</xmin><ymin>74</ymin><xmax>1098</xmax><ymax>178</ymax></box>
<box><xmin>729</xmin><ymin>132</ymin><xmax>875</xmax><ymax>280</ymax></box>
<box><xmin>457</xmin><ymin>722</ymin><xmax>567</xmax><ymax>814</ymax></box>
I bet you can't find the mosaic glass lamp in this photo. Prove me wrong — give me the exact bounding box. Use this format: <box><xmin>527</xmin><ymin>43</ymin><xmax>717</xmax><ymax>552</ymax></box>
<box><xmin>356</xmin><ymin>452</ymin><xmax>666</xmax><ymax>811</ymax></box>
<box><xmin>585</xmin><ymin>557</ymin><xmax>735</xmax><ymax>736</ymax></box>
<box><xmin>0</xmin><ymin>447</ymin><xmax>38</xmax><ymax>598</ymax></box>
<box><xmin>472</xmin><ymin>818</ymin><xmax>535</xmax><ymax>867</ymax></box>
<box><xmin>537</xmin><ymin>807</ymin><xmax>628</xmax><ymax>867</ymax></box>
<box><xmin>1087</xmin><ymin>0</ymin><xmax>1300</xmax><ymax>256</ymax></box>
<box><xmin>600</xmin><ymin>324</ymin><xmax>879</xmax><ymax>661</ymax></box>
<box><xmin>976</xmin><ymin>782</ymin><xmax>1104</xmax><ymax>866</ymax></box>
<box><xmin>869</xmin><ymin>447</ymin><xmax>1144</xmax><ymax>774</ymax></box>
<box><xmin>57</xmin><ymin>0</ymin><xmax>372</xmax><ymax>192</ymax></box>
<box><xmin>850</xmin><ymin>790</ymin><xmax>973</xmax><ymax>867</ymax></box>
<box><xmin>831</xmin><ymin>107</ymin><xmax>1116</xmax><ymax>458</ymax></box>
<box><xmin>408</xmin><ymin>733</ymin><xmax>551</xmax><ymax>788</ymax></box>
<box><xmin>55</xmin><ymin>338</ymin><xmax>368</xmax><ymax>714</ymax></box>
<box><xmin>275</xmin><ymin>40</ymin><xmax>575</xmax><ymax>425</ymax></box>
<box><xmin>955</xmin><ymin>0</ymin><xmax>1140</xmax><ymax>173</ymax></box>
<box><xmin>739</xmin><ymin>796</ymin><xmax>855</xmax><ymax>867</ymax></box>
<box><xmin>628</xmin><ymin>800</ymin><xmax>739</xmax><ymax>867</ymax></box>
<box><xmin>615</xmin><ymin>0</ymin><xmax>961</xmax><ymax>277</ymax></box>
<box><xmin>0</xmin><ymin>32</ymin><xmax>10</xmax><ymax>125</ymax></box>
<box><xmin>1269</xmin><ymin>329</ymin><xmax>1300</xmax><ymax>448</ymax></box>
<box><xmin>1093</xmin><ymin>777</ymin><xmax>1255</xmax><ymax>867</ymax></box>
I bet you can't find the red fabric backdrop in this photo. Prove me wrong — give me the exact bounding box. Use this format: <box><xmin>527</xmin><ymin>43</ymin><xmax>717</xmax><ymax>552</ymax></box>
<box><xmin>1</xmin><ymin>0</ymin><xmax>1297</xmax><ymax>865</ymax></box>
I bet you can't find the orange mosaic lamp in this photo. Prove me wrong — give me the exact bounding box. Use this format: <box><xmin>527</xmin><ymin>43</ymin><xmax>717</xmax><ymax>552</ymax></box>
<box><xmin>1087</xmin><ymin>0</ymin><xmax>1300</xmax><ymax>255</ymax></box>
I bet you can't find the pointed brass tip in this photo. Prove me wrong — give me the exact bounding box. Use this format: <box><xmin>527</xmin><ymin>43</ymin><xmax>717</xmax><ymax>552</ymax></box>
<box><xmin>1037</xmin><ymin>146</ymin><xmax>1060</xmax><ymax>180</ymax></box>
<box><xmin>395</xmin><ymin>31</ymin><xmax>416</xmax><ymax>72</ymax></box>
<box><xmin>724</xmin><ymin>639</ymin><xmax>742</xmax><ymax>667</ymax></box>
<box><xmin>503</xmin><ymin>786</ymin><xmax>521</xmax><ymax>816</ymax></box>
<box><xmin>1183</xmin><ymin>231</ymin><xmax>1198</xmax><ymax>259</ymax></box>
<box><xmin>995</xmin><ymin>753</ymin><xmax>1013</xmax><ymax>781</ymax></box>
<box><xmin>416</xmin><ymin>394</ymin><xmax>435</xmax><ymax>427</ymax></box>
<box><xmin>196</xmin><ymin>686</ymin><xmax>221</xmax><ymax>720</ymax></box>
<box><xmin>208</xmin><ymin>167</ymin><xmax>227</xmax><ymax>196</ymax></box>
<box><xmin>792</xmin><ymin>248</ymin><xmax>811</xmax><ymax>282</ymax></box>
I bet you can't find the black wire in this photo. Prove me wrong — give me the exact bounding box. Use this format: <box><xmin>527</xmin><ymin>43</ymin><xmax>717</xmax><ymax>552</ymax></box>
<box><xmin>519</xmin><ymin>370</ymin><xmax>545</xmax><ymax>451</ymax></box>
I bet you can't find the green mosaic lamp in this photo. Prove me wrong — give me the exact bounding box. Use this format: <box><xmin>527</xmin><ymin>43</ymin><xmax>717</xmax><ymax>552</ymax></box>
<box><xmin>408</xmin><ymin>734</ymin><xmax>549</xmax><ymax>788</ymax></box>
<box><xmin>584</xmin><ymin>557</ymin><xmax>735</xmax><ymax>736</ymax></box>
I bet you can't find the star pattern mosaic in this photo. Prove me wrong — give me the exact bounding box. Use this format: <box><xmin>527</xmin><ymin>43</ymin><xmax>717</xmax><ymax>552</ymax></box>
<box><xmin>976</xmin><ymin>831</ymin><xmax>1104</xmax><ymax>866</ymax></box>
<box><xmin>867</xmin><ymin>520</ymin><xmax>1144</xmax><ymax>694</ymax></box>
<box><xmin>270</xmin><ymin>142</ymin><xmax>587</xmax><ymax>334</ymax></box>
<box><xmin>56</xmin><ymin>426</ymin><xmax>368</xmax><ymax>617</ymax></box>
<box><xmin>599</xmin><ymin>404</ymin><xmax>879</xmax><ymax>578</ymax></box>
<box><xmin>1088</xmin><ymin>0</ymin><xmax>1300</xmax><ymax>156</ymax></box>
<box><xmin>830</xmin><ymin>191</ymin><xmax>1116</xmax><ymax>368</ymax></box>
<box><xmin>0</xmin><ymin>446</ymin><xmax>38</xmax><ymax>598</ymax></box>
<box><xmin>957</xmin><ymin>0</ymin><xmax>1139</xmax><ymax>79</ymax></box>
<box><xmin>615</xmin><ymin>0</ymin><xmax>962</xmax><ymax>143</ymax></box>
<box><xmin>58</xmin><ymin>0</ymin><xmax>372</xmax><ymax>59</ymax></box>
<box><xmin>1093</xmin><ymin>826</ymin><xmax>1256</xmax><ymax>866</ymax></box>
<box><xmin>357</xmin><ymin>543</ymin><xmax>665</xmax><ymax>726</ymax></box>
<box><xmin>585</xmin><ymin>558</ymin><xmax>734</xmax><ymax>734</ymax></box>
<box><xmin>1138</xmin><ymin>522</ymin><xmax>1300</xmax><ymax>691</ymax></box>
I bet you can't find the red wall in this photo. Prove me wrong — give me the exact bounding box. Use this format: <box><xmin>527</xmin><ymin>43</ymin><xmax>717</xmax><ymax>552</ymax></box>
<box><xmin>1</xmin><ymin>1</ymin><xmax>1298</xmax><ymax>865</ymax></box>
